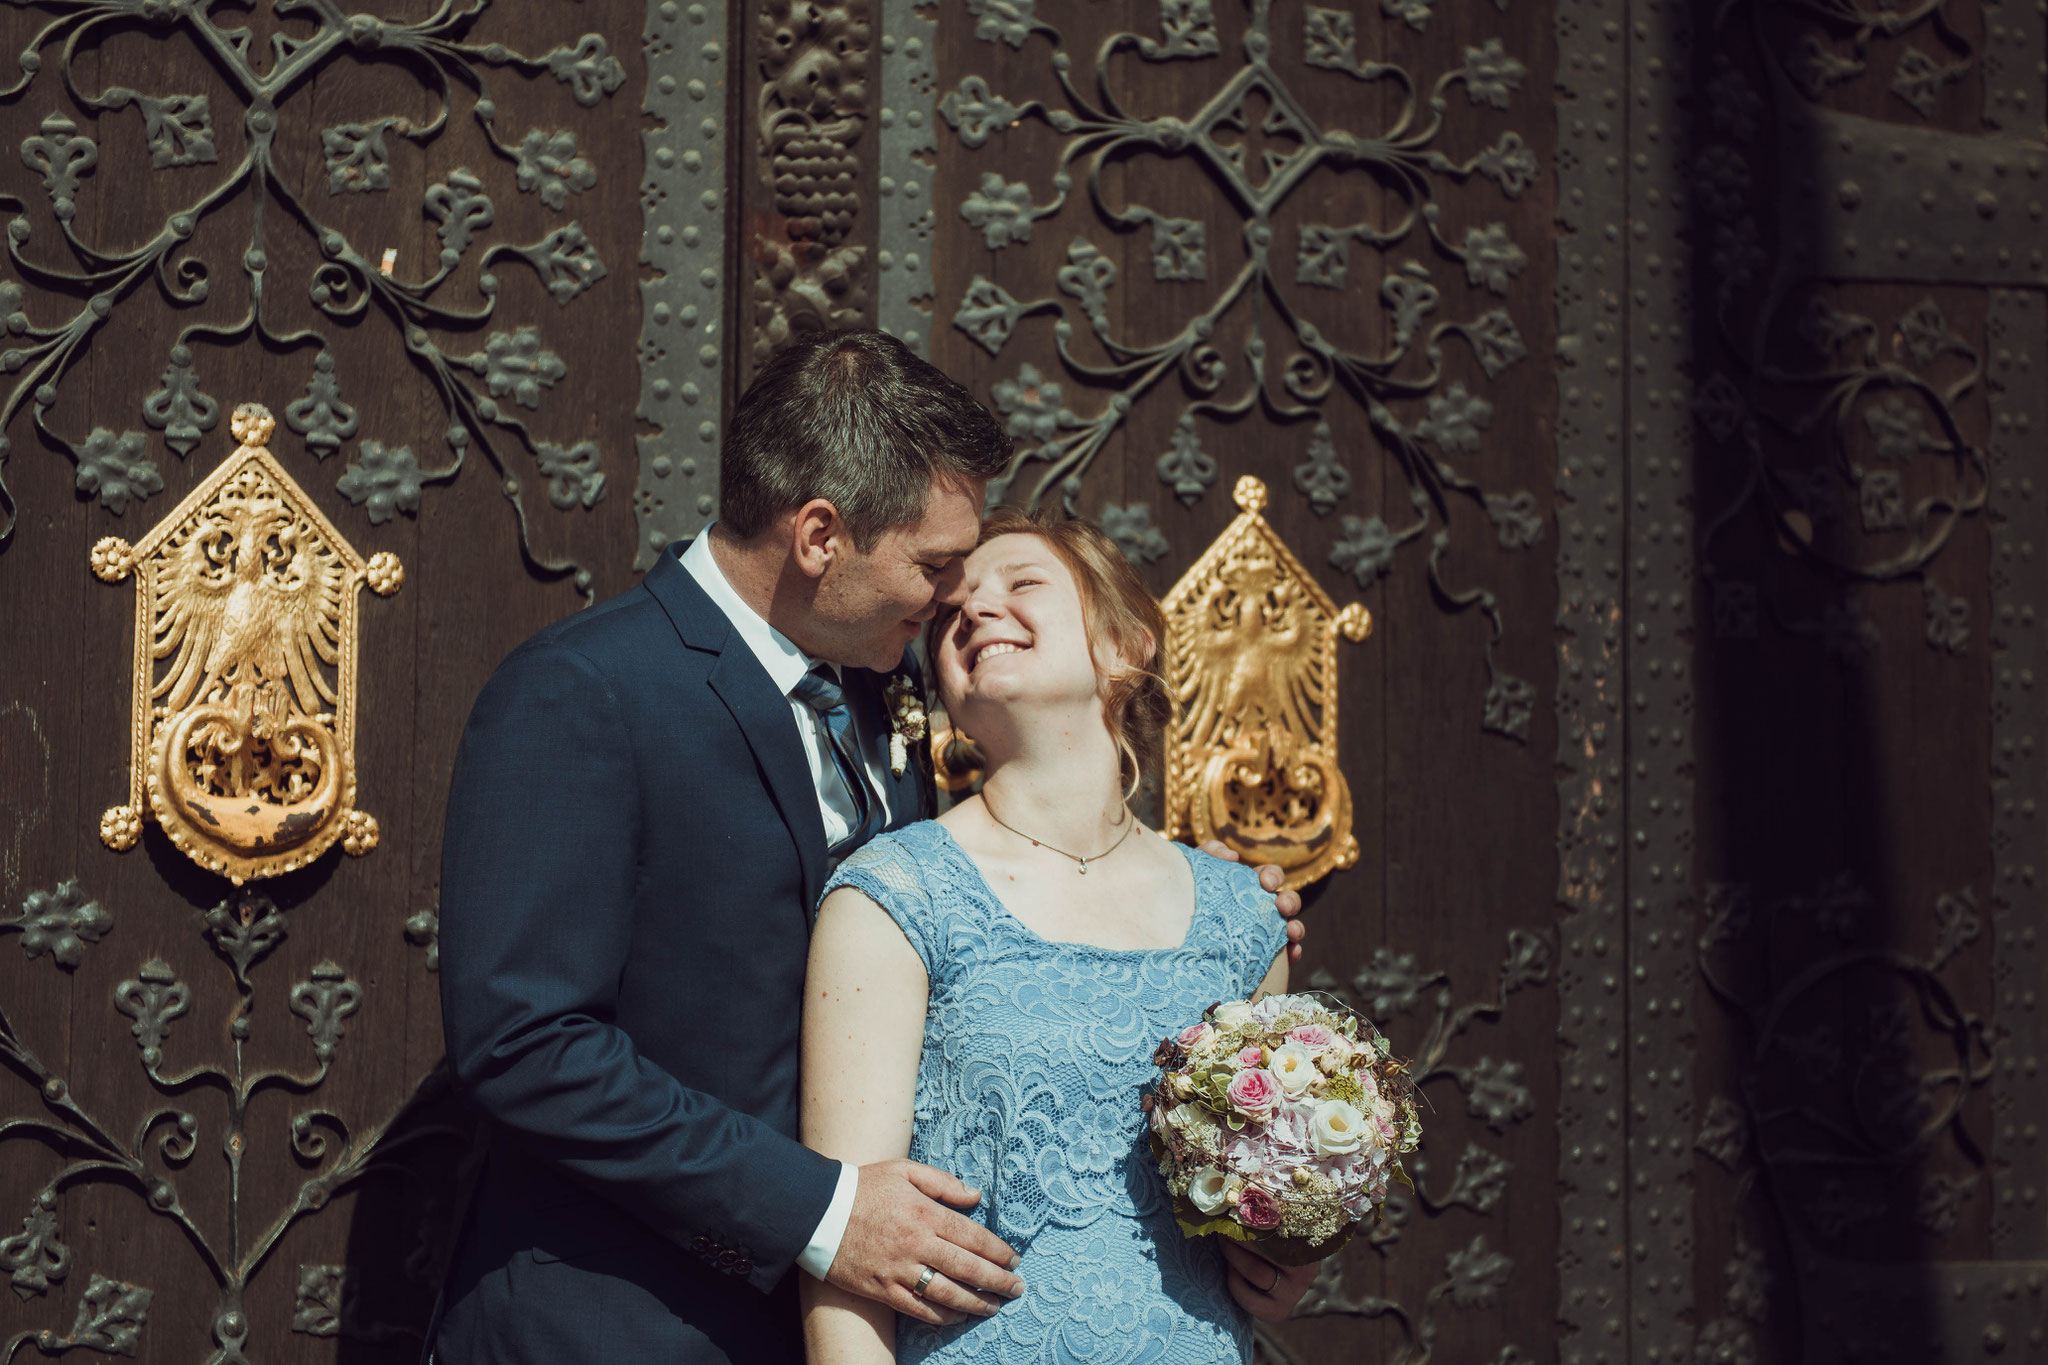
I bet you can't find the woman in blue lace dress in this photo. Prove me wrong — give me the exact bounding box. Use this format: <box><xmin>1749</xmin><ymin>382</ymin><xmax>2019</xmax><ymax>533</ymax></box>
<box><xmin>799</xmin><ymin>511</ymin><xmax>1319</xmax><ymax>1364</ymax></box>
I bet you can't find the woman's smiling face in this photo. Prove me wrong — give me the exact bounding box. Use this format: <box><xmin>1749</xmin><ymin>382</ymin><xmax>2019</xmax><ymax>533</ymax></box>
<box><xmin>932</xmin><ymin>532</ymin><xmax>1108</xmax><ymax>726</ymax></box>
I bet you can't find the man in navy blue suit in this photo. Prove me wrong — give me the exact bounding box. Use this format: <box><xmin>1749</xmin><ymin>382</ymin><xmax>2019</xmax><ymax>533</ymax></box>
<box><xmin>427</xmin><ymin>329</ymin><xmax>1303</xmax><ymax>1364</ymax></box>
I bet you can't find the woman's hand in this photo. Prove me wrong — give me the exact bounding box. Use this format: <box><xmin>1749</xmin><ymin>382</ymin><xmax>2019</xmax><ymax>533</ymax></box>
<box><xmin>1198</xmin><ymin>841</ymin><xmax>1307</xmax><ymax>963</ymax></box>
<box><xmin>1216</xmin><ymin>1239</ymin><xmax>1320</xmax><ymax>1321</ymax></box>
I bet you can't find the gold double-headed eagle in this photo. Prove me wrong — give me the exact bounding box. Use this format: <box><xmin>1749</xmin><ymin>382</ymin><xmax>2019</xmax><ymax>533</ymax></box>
<box><xmin>93</xmin><ymin>403</ymin><xmax>400</xmax><ymax>885</ymax></box>
<box><xmin>1161</xmin><ymin>477</ymin><xmax>1371</xmax><ymax>892</ymax></box>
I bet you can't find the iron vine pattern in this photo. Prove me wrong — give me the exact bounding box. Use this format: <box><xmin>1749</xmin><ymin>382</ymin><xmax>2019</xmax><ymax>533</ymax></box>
<box><xmin>1679</xmin><ymin>0</ymin><xmax>2048</xmax><ymax>1357</ymax></box>
<box><xmin>1246</xmin><ymin>928</ymin><xmax>1553</xmax><ymax>1362</ymax></box>
<box><xmin>1689</xmin><ymin>2</ymin><xmax>1992</xmax><ymax>660</ymax></box>
<box><xmin>0</xmin><ymin>0</ymin><xmax>640</xmax><ymax>601</ymax></box>
<box><xmin>0</xmin><ymin>885</ymin><xmax>454</xmax><ymax>1362</ymax></box>
<box><xmin>1692</xmin><ymin>873</ymin><xmax>2004</xmax><ymax>1357</ymax></box>
<box><xmin>928</xmin><ymin>0</ymin><xmax>1547</xmax><ymax>739</ymax></box>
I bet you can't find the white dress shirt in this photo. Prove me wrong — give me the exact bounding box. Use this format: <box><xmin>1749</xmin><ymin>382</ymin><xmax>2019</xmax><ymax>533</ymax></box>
<box><xmin>679</xmin><ymin>532</ymin><xmax>875</xmax><ymax>1280</ymax></box>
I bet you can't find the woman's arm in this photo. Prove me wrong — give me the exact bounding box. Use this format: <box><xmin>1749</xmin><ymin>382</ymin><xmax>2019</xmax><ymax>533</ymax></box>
<box><xmin>1253</xmin><ymin>948</ymin><xmax>1289</xmax><ymax>1000</ymax></box>
<box><xmin>800</xmin><ymin>886</ymin><xmax>934</xmax><ymax>1365</ymax></box>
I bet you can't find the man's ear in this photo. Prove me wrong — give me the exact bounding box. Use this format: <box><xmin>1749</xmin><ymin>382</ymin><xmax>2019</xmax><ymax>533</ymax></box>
<box><xmin>789</xmin><ymin>498</ymin><xmax>844</xmax><ymax>580</ymax></box>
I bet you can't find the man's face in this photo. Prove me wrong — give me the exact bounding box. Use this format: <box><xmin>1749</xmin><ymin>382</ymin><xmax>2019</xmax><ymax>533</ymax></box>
<box><xmin>805</xmin><ymin>478</ymin><xmax>985</xmax><ymax>672</ymax></box>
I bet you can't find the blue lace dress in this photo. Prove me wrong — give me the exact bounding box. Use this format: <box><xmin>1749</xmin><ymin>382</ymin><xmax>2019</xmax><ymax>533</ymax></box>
<box><xmin>822</xmin><ymin>821</ymin><xmax>1287</xmax><ymax>1365</ymax></box>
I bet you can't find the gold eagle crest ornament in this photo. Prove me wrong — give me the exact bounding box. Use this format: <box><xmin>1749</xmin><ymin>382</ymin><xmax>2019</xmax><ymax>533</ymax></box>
<box><xmin>1161</xmin><ymin>477</ymin><xmax>1371</xmax><ymax>891</ymax></box>
<box><xmin>91</xmin><ymin>403</ymin><xmax>401</xmax><ymax>884</ymax></box>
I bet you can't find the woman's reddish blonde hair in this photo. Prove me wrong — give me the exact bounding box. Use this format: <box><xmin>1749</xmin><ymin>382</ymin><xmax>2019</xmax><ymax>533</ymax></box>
<box><xmin>974</xmin><ymin>507</ymin><xmax>1172</xmax><ymax>797</ymax></box>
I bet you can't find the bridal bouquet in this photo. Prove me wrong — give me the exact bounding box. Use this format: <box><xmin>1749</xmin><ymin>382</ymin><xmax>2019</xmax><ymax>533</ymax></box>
<box><xmin>1144</xmin><ymin>992</ymin><xmax>1420</xmax><ymax>1264</ymax></box>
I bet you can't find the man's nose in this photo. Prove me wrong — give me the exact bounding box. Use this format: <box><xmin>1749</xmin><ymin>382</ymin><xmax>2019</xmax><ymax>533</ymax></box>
<box><xmin>932</xmin><ymin>562</ymin><xmax>970</xmax><ymax>608</ymax></box>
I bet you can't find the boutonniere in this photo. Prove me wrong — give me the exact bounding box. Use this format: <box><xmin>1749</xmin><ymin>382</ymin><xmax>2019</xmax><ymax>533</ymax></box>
<box><xmin>884</xmin><ymin>673</ymin><xmax>928</xmax><ymax>777</ymax></box>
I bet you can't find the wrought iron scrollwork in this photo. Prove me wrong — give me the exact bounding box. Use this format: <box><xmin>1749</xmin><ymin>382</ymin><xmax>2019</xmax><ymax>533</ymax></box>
<box><xmin>0</xmin><ymin>1</ymin><xmax>634</xmax><ymax>601</ymax></box>
<box><xmin>1692</xmin><ymin>0</ymin><xmax>1993</xmax><ymax>659</ymax></box>
<box><xmin>940</xmin><ymin>0</ymin><xmax>1545</xmax><ymax>733</ymax></box>
<box><xmin>0</xmin><ymin>878</ymin><xmax>465</xmax><ymax>1364</ymax></box>
<box><xmin>1693</xmin><ymin>874</ymin><xmax>1996</xmax><ymax>1361</ymax></box>
<box><xmin>1256</xmin><ymin>923</ymin><xmax>1550</xmax><ymax>1363</ymax></box>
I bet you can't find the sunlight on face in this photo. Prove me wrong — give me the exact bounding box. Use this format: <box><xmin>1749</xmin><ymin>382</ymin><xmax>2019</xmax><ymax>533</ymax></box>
<box><xmin>810</xmin><ymin>479</ymin><xmax>983</xmax><ymax>671</ymax></box>
<box><xmin>932</xmin><ymin>533</ymin><xmax>1102</xmax><ymax>726</ymax></box>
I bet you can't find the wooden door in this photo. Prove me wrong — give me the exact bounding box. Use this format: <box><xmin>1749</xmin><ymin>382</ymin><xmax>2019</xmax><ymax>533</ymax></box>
<box><xmin>906</xmin><ymin>4</ymin><xmax>1560</xmax><ymax>1359</ymax></box>
<box><xmin>5</xmin><ymin>1</ymin><xmax>2045</xmax><ymax>1362</ymax></box>
<box><xmin>0</xmin><ymin>2</ymin><xmax>651</xmax><ymax>1358</ymax></box>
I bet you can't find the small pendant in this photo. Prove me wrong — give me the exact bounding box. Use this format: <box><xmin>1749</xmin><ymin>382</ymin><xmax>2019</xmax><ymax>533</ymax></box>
<box><xmin>1078</xmin><ymin>859</ymin><xmax>1089</xmax><ymax>874</ymax></box>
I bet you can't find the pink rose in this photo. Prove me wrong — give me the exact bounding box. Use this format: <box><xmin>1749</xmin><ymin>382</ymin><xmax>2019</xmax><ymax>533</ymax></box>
<box><xmin>1235</xmin><ymin>1184</ymin><xmax>1282</xmax><ymax>1232</ymax></box>
<box><xmin>1225</xmin><ymin>1067</ymin><xmax>1281</xmax><ymax>1120</ymax></box>
<box><xmin>1178</xmin><ymin>1022</ymin><xmax>1214</xmax><ymax>1048</ymax></box>
<box><xmin>1287</xmin><ymin>1023</ymin><xmax>1337</xmax><ymax>1049</ymax></box>
<box><xmin>1236</xmin><ymin>1046</ymin><xmax>1265</xmax><ymax>1069</ymax></box>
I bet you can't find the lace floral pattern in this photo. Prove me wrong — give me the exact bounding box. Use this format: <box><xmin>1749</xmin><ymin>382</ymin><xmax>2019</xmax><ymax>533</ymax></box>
<box><xmin>824</xmin><ymin>822</ymin><xmax>1287</xmax><ymax>1364</ymax></box>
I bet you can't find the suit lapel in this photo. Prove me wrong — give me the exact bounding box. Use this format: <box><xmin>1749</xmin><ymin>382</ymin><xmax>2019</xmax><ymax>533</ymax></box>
<box><xmin>645</xmin><ymin>544</ymin><xmax>829</xmax><ymax>910</ymax></box>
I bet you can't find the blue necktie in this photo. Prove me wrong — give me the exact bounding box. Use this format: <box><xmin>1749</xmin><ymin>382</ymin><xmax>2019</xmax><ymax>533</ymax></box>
<box><xmin>791</xmin><ymin>664</ymin><xmax>886</xmax><ymax>859</ymax></box>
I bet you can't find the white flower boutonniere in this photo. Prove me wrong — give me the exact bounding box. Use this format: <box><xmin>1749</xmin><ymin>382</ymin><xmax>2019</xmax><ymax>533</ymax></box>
<box><xmin>884</xmin><ymin>674</ymin><xmax>928</xmax><ymax>777</ymax></box>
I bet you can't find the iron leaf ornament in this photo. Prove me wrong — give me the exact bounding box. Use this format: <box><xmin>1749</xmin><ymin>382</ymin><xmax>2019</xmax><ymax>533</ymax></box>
<box><xmin>0</xmin><ymin>3</ymin><xmax>630</xmax><ymax>601</ymax></box>
<box><xmin>941</xmin><ymin>0</ymin><xmax>1546</xmax><ymax>733</ymax></box>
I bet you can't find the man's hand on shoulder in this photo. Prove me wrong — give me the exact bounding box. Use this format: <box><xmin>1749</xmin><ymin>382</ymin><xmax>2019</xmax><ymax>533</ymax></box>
<box><xmin>1197</xmin><ymin>840</ymin><xmax>1306</xmax><ymax>964</ymax></box>
<box><xmin>826</xmin><ymin>1160</ymin><xmax>1024</xmax><ymax>1326</ymax></box>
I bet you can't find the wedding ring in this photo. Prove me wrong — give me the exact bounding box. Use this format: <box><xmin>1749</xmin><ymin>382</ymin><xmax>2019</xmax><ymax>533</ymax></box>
<box><xmin>1265</xmin><ymin>1265</ymin><xmax>1281</xmax><ymax>1295</ymax></box>
<box><xmin>913</xmin><ymin>1265</ymin><xmax>937</xmax><ymax>1298</ymax></box>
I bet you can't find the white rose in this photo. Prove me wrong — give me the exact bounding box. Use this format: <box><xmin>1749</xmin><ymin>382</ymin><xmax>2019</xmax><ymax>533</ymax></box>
<box><xmin>1212</xmin><ymin>1001</ymin><xmax>1254</xmax><ymax>1029</ymax></box>
<box><xmin>1269</xmin><ymin>1043</ymin><xmax>1320</xmax><ymax>1096</ymax></box>
<box><xmin>1187</xmin><ymin>1167</ymin><xmax>1230</xmax><ymax>1215</ymax></box>
<box><xmin>1167</xmin><ymin>1102</ymin><xmax>1205</xmax><ymax>1132</ymax></box>
<box><xmin>1309</xmin><ymin>1099</ymin><xmax>1367</xmax><ymax>1156</ymax></box>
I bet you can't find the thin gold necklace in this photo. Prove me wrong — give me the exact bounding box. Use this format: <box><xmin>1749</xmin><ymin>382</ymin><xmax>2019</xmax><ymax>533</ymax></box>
<box><xmin>980</xmin><ymin>794</ymin><xmax>1138</xmax><ymax>874</ymax></box>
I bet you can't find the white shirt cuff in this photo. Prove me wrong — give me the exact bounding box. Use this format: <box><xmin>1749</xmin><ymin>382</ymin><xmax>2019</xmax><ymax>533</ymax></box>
<box><xmin>797</xmin><ymin>1162</ymin><xmax>860</xmax><ymax>1281</ymax></box>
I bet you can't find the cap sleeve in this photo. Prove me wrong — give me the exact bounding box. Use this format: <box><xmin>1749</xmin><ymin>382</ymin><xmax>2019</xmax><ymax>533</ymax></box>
<box><xmin>821</xmin><ymin>830</ymin><xmax>943</xmax><ymax>981</ymax></box>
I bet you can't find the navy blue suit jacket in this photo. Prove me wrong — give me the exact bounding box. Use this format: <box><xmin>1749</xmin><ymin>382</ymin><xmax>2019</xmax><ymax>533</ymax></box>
<box><xmin>429</xmin><ymin>544</ymin><xmax>933</xmax><ymax>1365</ymax></box>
